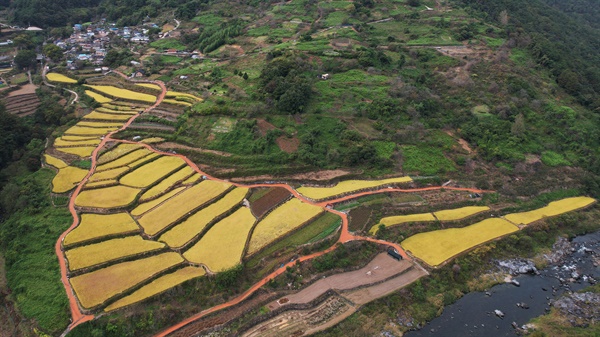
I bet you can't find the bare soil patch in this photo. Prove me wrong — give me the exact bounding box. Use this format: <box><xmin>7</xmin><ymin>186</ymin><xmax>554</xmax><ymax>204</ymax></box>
<box><xmin>7</xmin><ymin>83</ymin><xmax>38</xmax><ymax>96</ymax></box>
<box><xmin>257</xmin><ymin>119</ymin><xmax>277</xmax><ymax>136</ymax></box>
<box><xmin>157</xmin><ymin>142</ymin><xmax>232</xmax><ymax>157</ymax></box>
<box><xmin>250</xmin><ymin>187</ymin><xmax>291</xmax><ymax>218</ymax></box>
<box><xmin>275</xmin><ymin>135</ymin><xmax>300</xmax><ymax>153</ymax></box>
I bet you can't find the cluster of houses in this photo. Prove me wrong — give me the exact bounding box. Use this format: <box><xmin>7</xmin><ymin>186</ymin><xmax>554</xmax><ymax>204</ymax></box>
<box><xmin>56</xmin><ymin>21</ymin><xmax>156</xmax><ymax>70</ymax></box>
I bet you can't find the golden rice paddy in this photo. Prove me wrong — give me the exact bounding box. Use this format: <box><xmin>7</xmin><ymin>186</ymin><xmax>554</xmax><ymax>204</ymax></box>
<box><xmin>83</xmin><ymin>111</ymin><xmax>134</xmax><ymax>121</ymax></box>
<box><xmin>75</xmin><ymin>185</ymin><xmax>141</xmax><ymax>209</ymax></box>
<box><xmin>51</xmin><ymin>166</ymin><xmax>89</xmax><ymax>193</ymax></box>
<box><xmin>140</xmin><ymin>166</ymin><xmax>195</xmax><ymax>201</ymax></box>
<box><xmin>433</xmin><ymin>206</ymin><xmax>490</xmax><ymax>221</ymax></box>
<box><xmin>85</xmin><ymin>90</ymin><xmax>112</xmax><ymax>103</ymax></box>
<box><xmin>297</xmin><ymin>176</ymin><xmax>413</xmax><ymax>200</ymax></box>
<box><xmin>44</xmin><ymin>154</ymin><xmax>68</xmax><ymax>169</ymax></box>
<box><xmin>69</xmin><ymin>252</ymin><xmax>183</xmax><ymax>309</ymax></box>
<box><xmin>184</xmin><ymin>208</ymin><xmax>255</xmax><ymax>272</ymax></box>
<box><xmin>47</xmin><ymin>73</ymin><xmax>77</xmax><ymax>83</ymax></box>
<box><xmin>369</xmin><ymin>213</ymin><xmax>436</xmax><ymax>235</ymax></box>
<box><xmin>60</xmin><ymin>135</ymin><xmax>99</xmax><ymax>141</ymax></box>
<box><xmin>88</xmin><ymin>166</ymin><xmax>130</xmax><ymax>182</ymax></box>
<box><xmin>401</xmin><ymin>218</ymin><xmax>518</xmax><ymax>267</ymax></box>
<box><xmin>120</xmin><ymin>156</ymin><xmax>186</xmax><ymax>188</ymax></box>
<box><xmin>64</xmin><ymin>213</ymin><xmax>139</xmax><ymax>247</ymax></box>
<box><xmin>127</xmin><ymin>152</ymin><xmax>160</xmax><ymax>168</ymax></box>
<box><xmin>76</xmin><ymin>121</ymin><xmax>124</xmax><ymax>128</ymax></box>
<box><xmin>182</xmin><ymin>173</ymin><xmax>202</xmax><ymax>185</ymax></box>
<box><xmin>138</xmin><ymin>180</ymin><xmax>232</xmax><ymax>236</ymax></box>
<box><xmin>54</xmin><ymin>137</ymin><xmax>102</xmax><ymax>147</ymax></box>
<box><xmin>504</xmin><ymin>197</ymin><xmax>596</xmax><ymax>225</ymax></box>
<box><xmin>136</xmin><ymin>83</ymin><xmax>162</xmax><ymax>91</ymax></box>
<box><xmin>104</xmin><ymin>266</ymin><xmax>205</xmax><ymax>312</ymax></box>
<box><xmin>84</xmin><ymin>180</ymin><xmax>118</xmax><ymax>189</ymax></box>
<box><xmin>64</xmin><ymin>125</ymin><xmax>119</xmax><ymax>136</ymax></box>
<box><xmin>162</xmin><ymin>99</ymin><xmax>192</xmax><ymax>106</ymax></box>
<box><xmin>96</xmin><ymin>149</ymin><xmax>153</xmax><ymax>170</ymax></box>
<box><xmin>66</xmin><ymin>236</ymin><xmax>166</xmax><ymax>271</ymax></box>
<box><xmin>140</xmin><ymin>137</ymin><xmax>165</xmax><ymax>144</ymax></box>
<box><xmin>56</xmin><ymin>146</ymin><xmax>96</xmax><ymax>158</ymax></box>
<box><xmin>159</xmin><ymin>188</ymin><xmax>249</xmax><ymax>248</ymax></box>
<box><xmin>85</xmin><ymin>85</ymin><xmax>157</xmax><ymax>103</ymax></box>
<box><xmin>247</xmin><ymin>198</ymin><xmax>323</xmax><ymax>255</ymax></box>
<box><xmin>95</xmin><ymin>107</ymin><xmax>138</xmax><ymax>115</ymax></box>
<box><xmin>165</xmin><ymin>91</ymin><xmax>202</xmax><ymax>102</ymax></box>
<box><xmin>131</xmin><ymin>187</ymin><xmax>186</xmax><ymax>216</ymax></box>
<box><xmin>97</xmin><ymin>144</ymin><xmax>144</xmax><ymax>165</ymax></box>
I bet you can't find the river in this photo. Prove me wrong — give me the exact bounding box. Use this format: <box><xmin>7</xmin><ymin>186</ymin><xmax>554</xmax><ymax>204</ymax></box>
<box><xmin>406</xmin><ymin>231</ymin><xmax>600</xmax><ymax>337</ymax></box>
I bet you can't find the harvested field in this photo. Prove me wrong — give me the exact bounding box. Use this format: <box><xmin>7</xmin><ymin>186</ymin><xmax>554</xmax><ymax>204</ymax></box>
<box><xmin>140</xmin><ymin>166</ymin><xmax>195</xmax><ymax>201</ymax></box>
<box><xmin>55</xmin><ymin>146</ymin><xmax>96</xmax><ymax>158</ymax></box>
<box><xmin>85</xmin><ymin>85</ymin><xmax>157</xmax><ymax>103</ymax></box>
<box><xmin>96</xmin><ymin>149</ymin><xmax>154</xmax><ymax>170</ymax></box>
<box><xmin>159</xmin><ymin>187</ymin><xmax>249</xmax><ymax>248</ymax></box>
<box><xmin>44</xmin><ymin>154</ymin><xmax>68</xmax><ymax>169</ymax></box>
<box><xmin>47</xmin><ymin>73</ymin><xmax>77</xmax><ymax>83</ymax></box>
<box><xmin>247</xmin><ymin>199</ymin><xmax>324</xmax><ymax>255</ymax></box>
<box><xmin>52</xmin><ymin>166</ymin><xmax>88</xmax><ymax>193</ymax></box>
<box><xmin>85</xmin><ymin>90</ymin><xmax>112</xmax><ymax>103</ymax></box>
<box><xmin>88</xmin><ymin>166</ymin><xmax>130</xmax><ymax>182</ymax></box>
<box><xmin>3</xmin><ymin>92</ymin><xmax>41</xmax><ymax>116</ymax></box>
<box><xmin>75</xmin><ymin>185</ymin><xmax>141</xmax><ymax>209</ymax></box>
<box><xmin>297</xmin><ymin>176</ymin><xmax>413</xmax><ymax>201</ymax></box>
<box><xmin>433</xmin><ymin>206</ymin><xmax>490</xmax><ymax>221</ymax></box>
<box><xmin>401</xmin><ymin>218</ymin><xmax>519</xmax><ymax>267</ymax></box>
<box><xmin>119</xmin><ymin>156</ymin><xmax>186</xmax><ymax>188</ymax></box>
<box><xmin>97</xmin><ymin>144</ymin><xmax>144</xmax><ymax>165</ymax></box>
<box><xmin>131</xmin><ymin>187</ymin><xmax>187</xmax><ymax>216</ymax></box>
<box><xmin>65</xmin><ymin>236</ymin><xmax>166</xmax><ymax>271</ymax></box>
<box><xmin>104</xmin><ymin>266</ymin><xmax>205</xmax><ymax>312</ymax></box>
<box><xmin>504</xmin><ymin>197</ymin><xmax>596</xmax><ymax>225</ymax></box>
<box><xmin>249</xmin><ymin>187</ymin><xmax>291</xmax><ymax>218</ymax></box>
<box><xmin>184</xmin><ymin>207</ymin><xmax>256</xmax><ymax>272</ymax></box>
<box><xmin>348</xmin><ymin>206</ymin><xmax>372</xmax><ymax>232</ymax></box>
<box><xmin>64</xmin><ymin>213</ymin><xmax>139</xmax><ymax>247</ymax></box>
<box><xmin>370</xmin><ymin>213</ymin><xmax>436</xmax><ymax>235</ymax></box>
<box><xmin>69</xmin><ymin>252</ymin><xmax>183</xmax><ymax>309</ymax></box>
<box><xmin>138</xmin><ymin>180</ymin><xmax>232</xmax><ymax>236</ymax></box>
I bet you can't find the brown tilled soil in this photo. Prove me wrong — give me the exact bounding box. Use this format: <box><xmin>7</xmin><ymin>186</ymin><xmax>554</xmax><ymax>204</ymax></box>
<box><xmin>250</xmin><ymin>187</ymin><xmax>291</xmax><ymax>218</ymax></box>
<box><xmin>7</xmin><ymin>83</ymin><xmax>37</xmax><ymax>96</ymax></box>
<box><xmin>276</xmin><ymin>135</ymin><xmax>300</xmax><ymax>153</ymax></box>
<box><xmin>257</xmin><ymin>119</ymin><xmax>277</xmax><ymax>136</ymax></box>
<box><xmin>348</xmin><ymin>206</ymin><xmax>373</xmax><ymax>232</ymax></box>
<box><xmin>343</xmin><ymin>266</ymin><xmax>427</xmax><ymax>305</ymax></box>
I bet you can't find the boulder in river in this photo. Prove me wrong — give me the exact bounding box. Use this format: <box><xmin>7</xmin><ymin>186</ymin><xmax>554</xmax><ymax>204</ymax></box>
<box><xmin>494</xmin><ymin>310</ymin><xmax>504</xmax><ymax>318</ymax></box>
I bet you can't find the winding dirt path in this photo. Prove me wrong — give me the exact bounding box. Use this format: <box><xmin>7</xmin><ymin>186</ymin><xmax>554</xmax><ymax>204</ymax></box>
<box><xmin>53</xmin><ymin>71</ymin><xmax>491</xmax><ymax>336</ymax></box>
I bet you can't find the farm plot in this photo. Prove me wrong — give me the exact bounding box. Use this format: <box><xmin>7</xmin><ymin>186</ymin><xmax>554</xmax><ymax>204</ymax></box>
<box><xmin>54</xmin><ymin>137</ymin><xmax>102</xmax><ymax>147</ymax></box>
<box><xmin>434</xmin><ymin>206</ymin><xmax>490</xmax><ymax>221</ymax></box>
<box><xmin>370</xmin><ymin>213</ymin><xmax>436</xmax><ymax>235</ymax></box>
<box><xmin>504</xmin><ymin>197</ymin><xmax>596</xmax><ymax>225</ymax></box>
<box><xmin>51</xmin><ymin>166</ymin><xmax>89</xmax><ymax>193</ymax></box>
<box><xmin>44</xmin><ymin>154</ymin><xmax>68</xmax><ymax>169</ymax></box>
<box><xmin>138</xmin><ymin>180</ymin><xmax>232</xmax><ymax>236</ymax></box>
<box><xmin>64</xmin><ymin>125</ymin><xmax>119</xmax><ymax>136</ymax></box>
<box><xmin>83</xmin><ymin>111</ymin><xmax>135</xmax><ymax>121</ymax></box>
<box><xmin>55</xmin><ymin>146</ymin><xmax>97</xmax><ymax>158</ymax></box>
<box><xmin>87</xmin><ymin>166</ymin><xmax>130</xmax><ymax>182</ymax></box>
<box><xmin>166</xmin><ymin>91</ymin><xmax>202</xmax><ymax>102</ymax></box>
<box><xmin>85</xmin><ymin>85</ymin><xmax>157</xmax><ymax>103</ymax></box>
<box><xmin>96</xmin><ymin>107</ymin><xmax>138</xmax><ymax>115</ymax></box>
<box><xmin>104</xmin><ymin>266</ymin><xmax>205</xmax><ymax>312</ymax></box>
<box><xmin>96</xmin><ymin>148</ymin><xmax>154</xmax><ymax>170</ymax></box>
<box><xmin>77</xmin><ymin>121</ymin><xmax>124</xmax><ymax>128</ymax></box>
<box><xmin>159</xmin><ymin>187</ymin><xmax>249</xmax><ymax>248</ymax></box>
<box><xmin>184</xmin><ymin>208</ymin><xmax>256</xmax><ymax>272</ymax></box>
<box><xmin>47</xmin><ymin>73</ymin><xmax>77</xmax><ymax>83</ymax></box>
<box><xmin>69</xmin><ymin>252</ymin><xmax>184</xmax><ymax>309</ymax></box>
<box><xmin>297</xmin><ymin>176</ymin><xmax>412</xmax><ymax>201</ymax></box>
<box><xmin>401</xmin><ymin>218</ymin><xmax>519</xmax><ymax>267</ymax></box>
<box><xmin>119</xmin><ymin>155</ymin><xmax>186</xmax><ymax>188</ymax></box>
<box><xmin>140</xmin><ymin>166</ymin><xmax>195</xmax><ymax>201</ymax></box>
<box><xmin>75</xmin><ymin>185</ymin><xmax>141</xmax><ymax>209</ymax></box>
<box><xmin>84</xmin><ymin>180</ymin><xmax>118</xmax><ymax>189</ymax></box>
<box><xmin>182</xmin><ymin>173</ymin><xmax>202</xmax><ymax>185</ymax></box>
<box><xmin>97</xmin><ymin>144</ymin><xmax>144</xmax><ymax>164</ymax></box>
<box><xmin>85</xmin><ymin>90</ymin><xmax>112</xmax><ymax>103</ymax></box>
<box><xmin>135</xmin><ymin>83</ymin><xmax>162</xmax><ymax>91</ymax></box>
<box><xmin>249</xmin><ymin>187</ymin><xmax>291</xmax><ymax>218</ymax></box>
<box><xmin>127</xmin><ymin>153</ymin><xmax>160</xmax><ymax>169</ymax></box>
<box><xmin>65</xmin><ymin>236</ymin><xmax>166</xmax><ymax>271</ymax></box>
<box><xmin>162</xmin><ymin>99</ymin><xmax>192</xmax><ymax>106</ymax></box>
<box><xmin>131</xmin><ymin>187</ymin><xmax>187</xmax><ymax>216</ymax></box>
<box><xmin>60</xmin><ymin>135</ymin><xmax>99</xmax><ymax>141</ymax></box>
<box><xmin>246</xmin><ymin>198</ymin><xmax>324</xmax><ymax>256</ymax></box>
<box><xmin>63</xmin><ymin>213</ymin><xmax>139</xmax><ymax>247</ymax></box>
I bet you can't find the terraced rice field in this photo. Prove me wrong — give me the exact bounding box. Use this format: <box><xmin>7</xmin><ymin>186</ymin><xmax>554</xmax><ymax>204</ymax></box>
<box><xmin>66</xmin><ymin>236</ymin><xmax>166</xmax><ymax>271</ymax></box>
<box><xmin>504</xmin><ymin>197</ymin><xmax>596</xmax><ymax>225</ymax></box>
<box><xmin>60</xmin><ymin>135</ymin><xmax>99</xmax><ymax>141</ymax></box>
<box><xmin>84</xmin><ymin>180</ymin><xmax>118</xmax><ymax>189</ymax></box>
<box><xmin>119</xmin><ymin>156</ymin><xmax>186</xmax><ymax>188</ymax></box>
<box><xmin>138</xmin><ymin>180</ymin><xmax>232</xmax><ymax>236</ymax></box>
<box><xmin>64</xmin><ymin>125</ymin><xmax>119</xmax><ymax>136</ymax></box>
<box><xmin>69</xmin><ymin>252</ymin><xmax>184</xmax><ymax>309</ymax></box>
<box><xmin>131</xmin><ymin>187</ymin><xmax>187</xmax><ymax>216</ymax></box>
<box><xmin>166</xmin><ymin>91</ymin><xmax>203</xmax><ymax>102</ymax></box>
<box><xmin>96</xmin><ymin>107</ymin><xmax>138</xmax><ymax>115</ymax></box>
<box><xmin>47</xmin><ymin>73</ymin><xmax>77</xmax><ymax>83</ymax></box>
<box><xmin>434</xmin><ymin>206</ymin><xmax>490</xmax><ymax>221</ymax></box>
<box><xmin>373</xmin><ymin>213</ymin><xmax>436</xmax><ymax>234</ymax></box>
<box><xmin>182</xmin><ymin>173</ymin><xmax>202</xmax><ymax>185</ymax></box>
<box><xmin>96</xmin><ymin>149</ymin><xmax>154</xmax><ymax>170</ymax></box>
<box><xmin>159</xmin><ymin>188</ymin><xmax>249</xmax><ymax>248</ymax></box>
<box><xmin>401</xmin><ymin>218</ymin><xmax>519</xmax><ymax>267</ymax></box>
<box><xmin>184</xmin><ymin>208</ymin><xmax>256</xmax><ymax>272</ymax></box>
<box><xmin>139</xmin><ymin>166</ymin><xmax>195</xmax><ymax>201</ymax></box>
<box><xmin>297</xmin><ymin>176</ymin><xmax>412</xmax><ymax>200</ymax></box>
<box><xmin>52</xmin><ymin>166</ymin><xmax>89</xmax><ymax>193</ymax></box>
<box><xmin>54</xmin><ymin>137</ymin><xmax>102</xmax><ymax>147</ymax></box>
<box><xmin>136</xmin><ymin>83</ymin><xmax>162</xmax><ymax>91</ymax></box>
<box><xmin>97</xmin><ymin>144</ymin><xmax>144</xmax><ymax>164</ymax></box>
<box><xmin>44</xmin><ymin>154</ymin><xmax>68</xmax><ymax>169</ymax></box>
<box><xmin>163</xmin><ymin>99</ymin><xmax>192</xmax><ymax>106</ymax></box>
<box><xmin>87</xmin><ymin>166</ymin><xmax>130</xmax><ymax>182</ymax></box>
<box><xmin>85</xmin><ymin>85</ymin><xmax>157</xmax><ymax>103</ymax></box>
<box><xmin>63</xmin><ymin>213</ymin><xmax>139</xmax><ymax>247</ymax></box>
<box><xmin>247</xmin><ymin>198</ymin><xmax>324</xmax><ymax>255</ymax></box>
<box><xmin>75</xmin><ymin>185</ymin><xmax>141</xmax><ymax>209</ymax></box>
<box><xmin>104</xmin><ymin>266</ymin><xmax>205</xmax><ymax>312</ymax></box>
<box><xmin>84</xmin><ymin>111</ymin><xmax>135</xmax><ymax>121</ymax></box>
<box><xmin>77</xmin><ymin>121</ymin><xmax>124</xmax><ymax>128</ymax></box>
<box><xmin>55</xmin><ymin>146</ymin><xmax>97</xmax><ymax>158</ymax></box>
<box><xmin>85</xmin><ymin>90</ymin><xmax>112</xmax><ymax>103</ymax></box>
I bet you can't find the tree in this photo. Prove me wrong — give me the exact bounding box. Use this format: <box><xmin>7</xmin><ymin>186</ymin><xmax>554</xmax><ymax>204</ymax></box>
<box><xmin>13</xmin><ymin>50</ymin><xmax>37</xmax><ymax>69</ymax></box>
<box><xmin>43</xmin><ymin>44</ymin><xmax>63</xmax><ymax>62</ymax></box>
<box><xmin>407</xmin><ymin>0</ymin><xmax>420</xmax><ymax>7</ymax></box>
